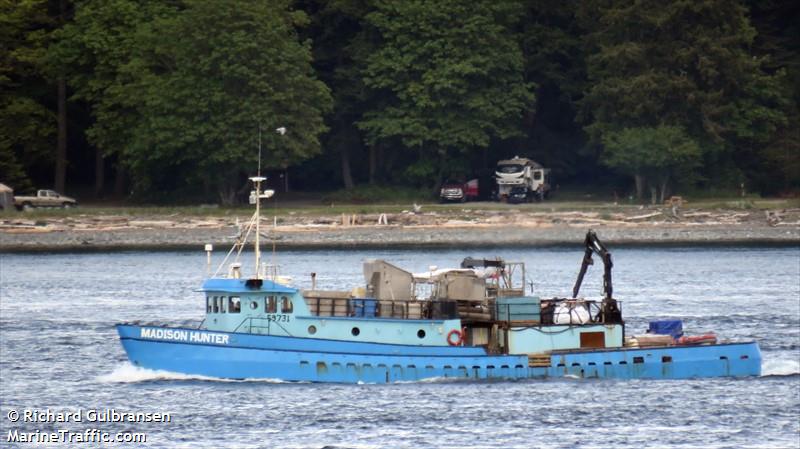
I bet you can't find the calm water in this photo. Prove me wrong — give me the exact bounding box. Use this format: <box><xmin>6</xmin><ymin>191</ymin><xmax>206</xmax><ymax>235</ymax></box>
<box><xmin>1</xmin><ymin>246</ymin><xmax>798</xmax><ymax>448</ymax></box>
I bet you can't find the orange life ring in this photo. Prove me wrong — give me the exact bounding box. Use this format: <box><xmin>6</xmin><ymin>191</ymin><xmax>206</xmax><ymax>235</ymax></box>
<box><xmin>447</xmin><ymin>329</ymin><xmax>464</xmax><ymax>346</ymax></box>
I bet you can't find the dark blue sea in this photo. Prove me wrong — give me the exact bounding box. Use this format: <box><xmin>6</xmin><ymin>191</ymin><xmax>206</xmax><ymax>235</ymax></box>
<box><xmin>1</xmin><ymin>246</ymin><xmax>798</xmax><ymax>448</ymax></box>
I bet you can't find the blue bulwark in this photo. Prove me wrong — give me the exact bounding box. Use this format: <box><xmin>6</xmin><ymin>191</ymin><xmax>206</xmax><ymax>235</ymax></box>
<box><xmin>201</xmin><ymin>278</ymin><xmax>297</xmax><ymax>294</ymax></box>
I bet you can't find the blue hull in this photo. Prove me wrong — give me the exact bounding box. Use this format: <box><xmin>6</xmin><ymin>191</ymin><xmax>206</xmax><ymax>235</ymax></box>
<box><xmin>117</xmin><ymin>325</ymin><xmax>761</xmax><ymax>383</ymax></box>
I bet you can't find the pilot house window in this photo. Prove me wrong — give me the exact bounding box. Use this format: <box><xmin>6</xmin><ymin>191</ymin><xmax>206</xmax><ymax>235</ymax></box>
<box><xmin>281</xmin><ymin>296</ymin><xmax>293</xmax><ymax>313</ymax></box>
<box><xmin>207</xmin><ymin>297</ymin><xmax>212</xmax><ymax>313</ymax></box>
<box><xmin>213</xmin><ymin>296</ymin><xmax>221</xmax><ymax>313</ymax></box>
<box><xmin>266</xmin><ymin>296</ymin><xmax>277</xmax><ymax>313</ymax></box>
<box><xmin>228</xmin><ymin>296</ymin><xmax>241</xmax><ymax>313</ymax></box>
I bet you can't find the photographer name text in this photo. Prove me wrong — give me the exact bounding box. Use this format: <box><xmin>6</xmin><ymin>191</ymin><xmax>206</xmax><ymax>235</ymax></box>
<box><xmin>7</xmin><ymin>408</ymin><xmax>170</xmax><ymax>423</ymax></box>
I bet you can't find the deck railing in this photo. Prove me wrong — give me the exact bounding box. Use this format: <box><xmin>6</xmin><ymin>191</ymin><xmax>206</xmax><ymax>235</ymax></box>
<box><xmin>496</xmin><ymin>299</ymin><xmax>622</xmax><ymax>326</ymax></box>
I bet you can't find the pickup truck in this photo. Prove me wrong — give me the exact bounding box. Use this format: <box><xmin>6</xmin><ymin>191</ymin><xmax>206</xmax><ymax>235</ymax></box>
<box><xmin>439</xmin><ymin>179</ymin><xmax>479</xmax><ymax>203</ymax></box>
<box><xmin>15</xmin><ymin>190</ymin><xmax>78</xmax><ymax>210</ymax></box>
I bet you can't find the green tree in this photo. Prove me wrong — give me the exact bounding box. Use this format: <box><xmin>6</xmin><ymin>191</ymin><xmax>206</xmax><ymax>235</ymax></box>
<box><xmin>602</xmin><ymin>125</ymin><xmax>701</xmax><ymax>203</ymax></box>
<box><xmin>579</xmin><ymin>0</ymin><xmax>788</xmax><ymax>197</ymax></box>
<box><xmin>50</xmin><ymin>0</ymin><xmax>175</xmax><ymax>197</ymax></box>
<box><xmin>356</xmin><ymin>0</ymin><xmax>535</xmax><ymax>187</ymax></box>
<box><xmin>519</xmin><ymin>0</ymin><xmax>588</xmax><ymax>179</ymax></box>
<box><xmin>0</xmin><ymin>0</ymin><xmax>56</xmax><ymax>192</ymax></box>
<box><xmin>299</xmin><ymin>0</ymin><xmax>373</xmax><ymax>189</ymax></box>
<box><xmin>55</xmin><ymin>0</ymin><xmax>331</xmax><ymax>203</ymax></box>
<box><xmin>745</xmin><ymin>0</ymin><xmax>800</xmax><ymax>193</ymax></box>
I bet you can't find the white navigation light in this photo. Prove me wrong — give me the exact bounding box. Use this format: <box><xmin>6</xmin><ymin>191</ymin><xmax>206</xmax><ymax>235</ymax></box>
<box><xmin>276</xmin><ymin>127</ymin><xmax>286</xmax><ymax>135</ymax></box>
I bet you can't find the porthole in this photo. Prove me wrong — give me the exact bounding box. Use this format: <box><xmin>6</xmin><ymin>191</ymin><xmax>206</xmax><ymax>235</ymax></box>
<box><xmin>417</xmin><ymin>329</ymin><xmax>426</xmax><ymax>339</ymax></box>
<box><xmin>250</xmin><ymin>301</ymin><xmax>258</xmax><ymax>310</ymax></box>
<box><xmin>351</xmin><ymin>327</ymin><xmax>360</xmax><ymax>336</ymax></box>
<box><xmin>308</xmin><ymin>325</ymin><xmax>317</xmax><ymax>335</ymax></box>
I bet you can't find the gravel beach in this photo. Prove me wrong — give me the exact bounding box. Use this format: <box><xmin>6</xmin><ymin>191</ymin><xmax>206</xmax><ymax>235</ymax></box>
<box><xmin>2</xmin><ymin>206</ymin><xmax>798</xmax><ymax>252</ymax></box>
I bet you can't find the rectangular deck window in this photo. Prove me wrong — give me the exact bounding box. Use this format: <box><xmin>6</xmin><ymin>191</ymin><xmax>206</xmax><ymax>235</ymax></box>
<box><xmin>207</xmin><ymin>297</ymin><xmax>213</xmax><ymax>313</ymax></box>
<box><xmin>266</xmin><ymin>296</ymin><xmax>277</xmax><ymax>313</ymax></box>
<box><xmin>229</xmin><ymin>296</ymin><xmax>241</xmax><ymax>313</ymax></box>
<box><xmin>281</xmin><ymin>296</ymin><xmax>293</xmax><ymax>313</ymax></box>
<box><xmin>217</xmin><ymin>296</ymin><xmax>225</xmax><ymax>313</ymax></box>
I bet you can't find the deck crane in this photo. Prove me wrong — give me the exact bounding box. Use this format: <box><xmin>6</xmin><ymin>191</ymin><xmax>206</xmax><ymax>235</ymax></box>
<box><xmin>572</xmin><ymin>230</ymin><xmax>623</xmax><ymax>323</ymax></box>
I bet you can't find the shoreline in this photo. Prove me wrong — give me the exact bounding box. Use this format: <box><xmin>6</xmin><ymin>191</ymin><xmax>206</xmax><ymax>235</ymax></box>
<box><xmin>2</xmin><ymin>205</ymin><xmax>798</xmax><ymax>253</ymax></box>
<box><xmin>2</xmin><ymin>224</ymin><xmax>797</xmax><ymax>253</ymax></box>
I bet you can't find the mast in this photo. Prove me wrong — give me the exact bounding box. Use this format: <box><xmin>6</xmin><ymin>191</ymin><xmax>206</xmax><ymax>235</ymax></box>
<box><xmin>249</xmin><ymin>126</ymin><xmax>284</xmax><ymax>279</ymax></box>
<box><xmin>252</xmin><ymin>175</ymin><xmax>265</xmax><ymax>278</ymax></box>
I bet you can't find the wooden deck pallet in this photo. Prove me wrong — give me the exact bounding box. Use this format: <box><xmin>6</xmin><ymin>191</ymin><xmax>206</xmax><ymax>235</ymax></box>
<box><xmin>528</xmin><ymin>354</ymin><xmax>552</xmax><ymax>368</ymax></box>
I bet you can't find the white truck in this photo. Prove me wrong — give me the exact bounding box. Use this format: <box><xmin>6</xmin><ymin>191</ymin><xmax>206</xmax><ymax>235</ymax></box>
<box><xmin>495</xmin><ymin>156</ymin><xmax>551</xmax><ymax>202</ymax></box>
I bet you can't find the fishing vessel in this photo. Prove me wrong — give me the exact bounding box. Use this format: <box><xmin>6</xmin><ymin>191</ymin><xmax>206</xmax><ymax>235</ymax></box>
<box><xmin>116</xmin><ymin>177</ymin><xmax>761</xmax><ymax>383</ymax></box>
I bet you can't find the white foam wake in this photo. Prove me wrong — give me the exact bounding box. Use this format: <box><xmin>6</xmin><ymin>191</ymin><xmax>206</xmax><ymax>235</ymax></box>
<box><xmin>761</xmin><ymin>358</ymin><xmax>800</xmax><ymax>377</ymax></box>
<box><xmin>96</xmin><ymin>363</ymin><xmax>290</xmax><ymax>383</ymax></box>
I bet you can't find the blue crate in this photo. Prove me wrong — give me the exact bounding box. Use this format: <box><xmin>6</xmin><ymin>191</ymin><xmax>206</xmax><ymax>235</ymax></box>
<box><xmin>496</xmin><ymin>297</ymin><xmax>540</xmax><ymax>321</ymax></box>
<box><xmin>351</xmin><ymin>298</ymin><xmax>377</xmax><ymax>318</ymax></box>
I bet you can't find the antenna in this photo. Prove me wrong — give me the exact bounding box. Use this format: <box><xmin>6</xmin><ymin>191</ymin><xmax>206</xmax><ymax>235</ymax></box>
<box><xmin>258</xmin><ymin>125</ymin><xmax>262</xmax><ymax>177</ymax></box>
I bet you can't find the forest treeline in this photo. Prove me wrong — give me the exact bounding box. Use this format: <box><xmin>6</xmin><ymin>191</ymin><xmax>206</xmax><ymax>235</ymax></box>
<box><xmin>2</xmin><ymin>0</ymin><xmax>798</xmax><ymax>204</ymax></box>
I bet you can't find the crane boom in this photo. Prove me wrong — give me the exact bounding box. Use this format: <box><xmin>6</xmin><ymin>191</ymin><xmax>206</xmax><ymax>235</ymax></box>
<box><xmin>572</xmin><ymin>230</ymin><xmax>613</xmax><ymax>300</ymax></box>
<box><xmin>572</xmin><ymin>230</ymin><xmax>622</xmax><ymax>324</ymax></box>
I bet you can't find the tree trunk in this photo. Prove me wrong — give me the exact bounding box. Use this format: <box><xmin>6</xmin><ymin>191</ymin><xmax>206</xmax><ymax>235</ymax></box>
<box><xmin>94</xmin><ymin>147</ymin><xmax>104</xmax><ymax>198</ymax></box>
<box><xmin>217</xmin><ymin>174</ymin><xmax>240</xmax><ymax>206</ymax></box>
<box><xmin>383</xmin><ymin>146</ymin><xmax>398</xmax><ymax>183</ymax></box>
<box><xmin>114</xmin><ymin>164</ymin><xmax>127</xmax><ymax>197</ymax></box>
<box><xmin>218</xmin><ymin>186</ymin><xmax>236</xmax><ymax>206</ymax></box>
<box><xmin>634</xmin><ymin>174</ymin><xmax>645</xmax><ymax>200</ymax></box>
<box><xmin>650</xmin><ymin>186</ymin><xmax>657</xmax><ymax>205</ymax></box>
<box><xmin>341</xmin><ymin>145</ymin><xmax>354</xmax><ymax>189</ymax></box>
<box><xmin>659</xmin><ymin>176</ymin><xmax>669</xmax><ymax>204</ymax></box>
<box><xmin>55</xmin><ymin>77</ymin><xmax>67</xmax><ymax>192</ymax></box>
<box><xmin>54</xmin><ymin>0</ymin><xmax>69</xmax><ymax>193</ymax></box>
<box><xmin>433</xmin><ymin>149</ymin><xmax>447</xmax><ymax>192</ymax></box>
<box><xmin>368</xmin><ymin>145</ymin><xmax>376</xmax><ymax>185</ymax></box>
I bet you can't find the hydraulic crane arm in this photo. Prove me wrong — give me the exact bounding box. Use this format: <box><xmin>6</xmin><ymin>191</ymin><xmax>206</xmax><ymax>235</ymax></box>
<box><xmin>572</xmin><ymin>230</ymin><xmax>622</xmax><ymax>324</ymax></box>
<box><xmin>572</xmin><ymin>230</ymin><xmax>613</xmax><ymax>301</ymax></box>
